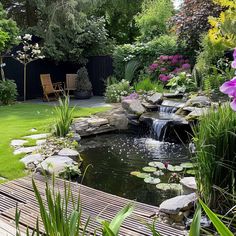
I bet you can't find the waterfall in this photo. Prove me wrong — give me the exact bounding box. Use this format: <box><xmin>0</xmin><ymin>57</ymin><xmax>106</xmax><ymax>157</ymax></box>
<box><xmin>159</xmin><ymin>106</ymin><xmax>177</xmax><ymax>113</ymax></box>
<box><xmin>152</xmin><ymin>119</ymin><xmax>169</xmax><ymax>141</ymax></box>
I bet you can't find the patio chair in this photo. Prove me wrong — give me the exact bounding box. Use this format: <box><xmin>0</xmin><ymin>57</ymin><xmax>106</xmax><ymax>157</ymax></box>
<box><xmin>65</xmin><ymin>74</ymin><xmax>77</xmax><ymax>94</ymax></box>
<box><xmin>40</xmin><ymin>74</ymin><xmax>64</xmax><ymax>102</ymax></box>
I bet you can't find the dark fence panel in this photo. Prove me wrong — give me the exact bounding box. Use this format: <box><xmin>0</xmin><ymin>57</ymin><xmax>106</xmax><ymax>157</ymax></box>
<box><xmin>3</xmin><ymin>56</ymin><xmax>113</xmax><ymax>100</ymax></box>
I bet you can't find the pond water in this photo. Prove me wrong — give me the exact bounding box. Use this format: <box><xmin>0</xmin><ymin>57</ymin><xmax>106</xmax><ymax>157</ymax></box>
<box><xmin>79</xmin><ymin>133</ymin><xmax>190</xmax><ymax>206</ymax></box>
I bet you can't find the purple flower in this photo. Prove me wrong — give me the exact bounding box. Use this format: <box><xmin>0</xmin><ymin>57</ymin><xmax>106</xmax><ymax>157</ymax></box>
<box><xmin>231</xmin><ymin>61</ymin><xmax>236</xmax><ymax>69</ymax></box>
<box><xmin>124</xmin><ymin>92</ymin><xmax>139</xmax><ymax>100</ymax></box>
<box><xmin>149</xmin><ymin>63</ymin><xmax>158</xmax><ymax>71</ymax></box>
<box><xmin>233</xmin><ymin>49</ymin><xmax>236</xmax><ymax>60</ymax></box>
<box><xmin>182</xmin><ymin>63</ymin><xmax>191</xmax><ymax>70</ymax></box>
<box><xmin>220</xmin><ymin>77</ymin><xmax>236</xmax><ymax>97</ymax></box>
<box><xmin>159</xmin><ymin>74</ymin><xmax>171</xmax><ymax>82</ymax></box>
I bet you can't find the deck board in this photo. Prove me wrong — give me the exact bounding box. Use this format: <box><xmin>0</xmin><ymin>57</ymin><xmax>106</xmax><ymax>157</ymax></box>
<box><xmin>0</xmin><ymin>175</ymin><xmax>187</xmax><ymax>236</ymax></box>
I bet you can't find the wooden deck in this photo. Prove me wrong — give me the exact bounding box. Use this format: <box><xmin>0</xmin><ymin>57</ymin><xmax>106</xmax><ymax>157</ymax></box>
<box><xmin>0</xmin><ymin>175</ymin><xmax>187</xmax><ymax>236</ymax></box>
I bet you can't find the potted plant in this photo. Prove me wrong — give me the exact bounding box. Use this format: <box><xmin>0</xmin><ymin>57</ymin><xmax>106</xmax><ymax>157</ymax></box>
<box><xmin>74</xmin><ymin>66</ymin><xmax>93</xmax><ymax>99</ymax></box>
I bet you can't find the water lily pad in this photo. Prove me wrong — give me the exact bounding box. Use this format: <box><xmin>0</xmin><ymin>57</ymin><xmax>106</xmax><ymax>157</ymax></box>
<box><xmin>136</xmin><ymin>172</ymin><xmax>151</xmax><ymax>179</ymax></box>
<box><xmin>153</xmin><ymin>170</ymin><xmax>164</xmax><ymax>176</ymax></box>
<box><xmin>167</xmin><ymin>165</ymin><xmax>183</xmax><ymax>172</ymax></box>
<box><xmin>144</xmin><ymin>177</ymin><xmax>161</xmax><ymax>184</ymax></box>
<box><xmin>156</xmin><ymin>183</ymin><xmax>182</xmax><ymax>191</ymax></box>
<box><xmin>148</xmin><ymin>162</ymin><xmax>165</xmax><ymax>169</ymax></box>
<box><xmin>186</xmin><ymin>170</ymin><xmax>196</xmax><ymax>175</ymax></box>
<box><xmin>130</xmin><ymin>171</ymin><xmax>140</xmax><ymax>177</ymax></box>
<box><xmin>180</xmin><ymin>162</ymin><xmax>194</xmax><ymax>169</ymax></box>
<box><xmin>142</xmin><ymin>166</ymin><xmax>157</xmax><ymax>172</ymax></box>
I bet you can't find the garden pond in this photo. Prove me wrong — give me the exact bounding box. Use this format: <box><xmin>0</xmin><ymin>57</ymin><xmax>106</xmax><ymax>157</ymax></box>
<box><xmin>79</xmin><ymin>133</ymin><xmax>192</xmax><ymax>206</ymax></box>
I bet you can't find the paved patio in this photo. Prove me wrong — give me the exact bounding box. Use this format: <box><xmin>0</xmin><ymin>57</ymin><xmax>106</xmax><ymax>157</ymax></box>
<box><xmin>26</xmin><ymin>96</ymin><xmax>111</xmax><ymax>108</ymax></box>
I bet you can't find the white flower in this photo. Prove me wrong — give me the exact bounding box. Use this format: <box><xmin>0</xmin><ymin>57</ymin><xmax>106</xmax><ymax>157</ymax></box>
<box><xmin>23</xmin><ymin>34</ymin><xmax>32</xmax><ymax>41</ymax></box>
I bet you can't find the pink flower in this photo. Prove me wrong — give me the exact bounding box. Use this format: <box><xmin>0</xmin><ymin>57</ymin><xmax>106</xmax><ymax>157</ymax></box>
<box><xmin>164</xmin><ymin>161</ymin><xmax>170</xmax><ymax>169</ymax></box>
<box><xmin>149</xmin><ymin>63</ymin><xmax>158</xmax><ymax>71</ymax></box>
<box><xmin>168</xmin><ymin>56</ymin><xmax>174</xmax><ymax>60</ymax></box>
<box><xmin>160</xmin><ymin>67</ymin><xmax>167</xmax><ymax>72</ymax></box>
<box><xmin>159</xmin><ymin>74</ymin><xmax>171</xmax><ymax>82</ymax></box>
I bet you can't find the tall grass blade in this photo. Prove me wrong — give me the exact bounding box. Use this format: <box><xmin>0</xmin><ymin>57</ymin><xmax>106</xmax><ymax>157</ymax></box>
<box><xmin>189</xmin><ymin>203</ymin><xmax>201</xmax><ymax>236</ymax></box>
<box><xmin>199</xmin><ymin>199</ymin><xmax>234</xmax><ymax>236</ymax></box>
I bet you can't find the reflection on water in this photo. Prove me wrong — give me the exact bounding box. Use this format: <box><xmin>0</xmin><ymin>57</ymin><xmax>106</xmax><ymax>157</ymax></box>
<box><xmin>79</xmin><ymin>133</ymin><xmax>190</xmax><ymax>206</ymax></box>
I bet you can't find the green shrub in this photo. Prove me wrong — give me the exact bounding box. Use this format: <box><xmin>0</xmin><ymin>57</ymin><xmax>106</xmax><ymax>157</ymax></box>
<box><xmin>193</xmin><ymin>104</ymin><xmax>236</xmax><ymax>210</ymax></box>
<box><xmin>113</xmin><ymin>35</ymin><xmax>185</xmax><ymax>80</ymax></box>
<box><xmin>134</xmin><ymin>77</ymin><xmax>164</xmax><ymax>92</ymax></box>
<box><xmin>196</xmin><ymin>34</ymin><xmax>226</xmax><ymax>76</ymax></box>
<box><xmin>76</xmin><ymin>67</ymin><xmax>92</xmax><ymax>92</ymax></box>
<box><xmin>124</xmin><ymin>60</ymin><xmax>140</xmax><ymax>83</ymax></box>
<box><xmin>53</xmin><ymin>96</ymin><xmax>75</xmax><ymax>137</ymax></box>
<box><xmin>0</xmin><ymin>79</ymin><xmax>17</xmax><ymax>105</ymax></box>
<box><xmin>105</xmin><ymin>80</ymin><xmax>132</xmax><ymax>103</ymax></box>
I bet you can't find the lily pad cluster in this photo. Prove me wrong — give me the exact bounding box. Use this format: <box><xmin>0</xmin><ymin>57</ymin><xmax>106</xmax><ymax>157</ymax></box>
<box><xmin>130</xmin><ymin>161</ymin><xmax>196</xmax><ymax>190</ymax></box>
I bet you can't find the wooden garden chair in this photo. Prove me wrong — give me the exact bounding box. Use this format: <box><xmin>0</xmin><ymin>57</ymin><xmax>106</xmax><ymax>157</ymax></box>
<box><xmin>65</xmin><ymin>74</ymin><xmax>77</xmax><ymax>94</ymax></box>
<box><xmin>40</xmin><ymin>74</ymin><xmax>64</xmax><ymax>102</ymax></box>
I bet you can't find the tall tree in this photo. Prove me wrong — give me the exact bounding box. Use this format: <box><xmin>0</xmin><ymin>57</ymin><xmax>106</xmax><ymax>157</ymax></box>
<box><xmin>92</xmin><ymin>0</ymin><xmax>143</xmax><ymax>44</ymax></box>
<box><xmin>172</xmin><ymin>0</ymin><xmax>222</xmax><ymax>57</ymax></box>
<box><xmin>135</xmin><ymin>0</ymin><xmax>174</xmax><ymax>42</ymax></box>
<box><xmin>1</xmin><ymin>0</ymin><xmax>37</xmax><ymax>29</ymax></box>
<box><xmin>31</xmin><ymin>0</ymin><xmax>112</xmax><ymax>63</ymax></box>
<box><xmin>0</xmin><ymin>3</ymin><xmax>19</xmax><ymax>80</ymax></box>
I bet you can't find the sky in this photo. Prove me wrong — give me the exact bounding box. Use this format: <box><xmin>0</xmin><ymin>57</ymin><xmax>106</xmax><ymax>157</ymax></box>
<box><xmin>173</xmin><ymin>0</ymin><xmax>183</xmax><ymax>9</ymax></box>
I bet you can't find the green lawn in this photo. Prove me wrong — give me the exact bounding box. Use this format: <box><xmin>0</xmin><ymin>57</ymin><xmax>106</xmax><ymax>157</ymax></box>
<box><xmin>0</xmin><ymin>103</ymin><xmax>109</xmax><ymax>181</ymax></box>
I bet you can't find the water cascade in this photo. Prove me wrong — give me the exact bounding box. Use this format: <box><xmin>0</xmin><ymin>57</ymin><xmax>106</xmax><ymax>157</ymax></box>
<box><xmin>159</xmin><ymin>106</ymin><xmax>177</xmax><ymax>113</ymax></box>
<box><xmin>152</xmin><ymin>119</ymin><xmax>169</xmax><ymax>141</ymax></box>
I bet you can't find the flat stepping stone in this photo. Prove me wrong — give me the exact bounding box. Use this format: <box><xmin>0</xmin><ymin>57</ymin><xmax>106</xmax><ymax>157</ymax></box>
<box><xmin>0</xmin><ymin>177</ymin><xmax>6</xmax><ymax>181</ymax></box>
<box><xmin>39</xmin><ymin>155</ymin><xmax>77</xmax><ymax>175</ymax></box>
<box><xmin>180</xmin><ymin>177</ymin><xmax>197</xmax><ymax>191</ymax></box>
<box><xmin>11</xmin><ymin>140</ymin><xmax>28</xmax><ymax>147</ymax></box>
<box><xmin>58</xmin><ymin>148</ymin><xmax>79</xmax><ymax>157</ymax></box>
<box><xmin>36</xmin><ymin>139</ymin><xmax>46</xmax><ymax>146</ymax></box>
<box><xmin>20</xmin><ymin>154</ymin><xmax>44</xmax><ymax>167</ymax></box>
<box><xmin>159</xmin><ymin>193</ymin><xmax>197</xmax><ymax>214</ymax></box>
<box><xmin>14</xmin><ymin>146</ymin><xmax>41</xmax><ymax>155</ymax></box>
<box><xmin>23</xmin><ymin>133</ymin><xmax>50</xmax><ymax>140</ymax></box>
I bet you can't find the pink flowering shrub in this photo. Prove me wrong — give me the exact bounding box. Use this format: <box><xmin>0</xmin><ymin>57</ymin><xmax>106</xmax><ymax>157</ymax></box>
<box><xmin>148</xmin><ymin>54</ymin><xmax>191</xmax><ymax>83</ymax></box>
<box><xmin>220</xmin><ymin>49</ymin><xmax>236</xmax><ymax>111</ymax></box>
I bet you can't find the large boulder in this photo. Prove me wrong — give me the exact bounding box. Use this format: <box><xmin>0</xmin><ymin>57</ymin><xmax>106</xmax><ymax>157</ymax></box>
<box><xmin>159</xmin><ymin>193</ymin><xmax>197</xmax><ymax>215</ymax></box>
<box><xmin>185</xmin><ymin>96</ymin><xmax>211</xmax><ymax>108</ymax></box>
<box><xmin>20</xmin><ymin>153</ymin><xmax>44</xmax><ymax>167</ymax></box>
<box><xmin>180</xmin><ymin>177</ymin><xmax>197</xmax><ymax>192</ymax></box>
<box><xmin>58</xmin><ymin>148</ymin><xmax>80</xmax><ymax>158</ymax></box>
<box><xmin>121</xmin><ymin>99</ymin><xmax>145</xmax><ymax>116</ymax></box>
<box><xmin>39</xmin><ymin>155</ymin><xmax>77</xmax><ymax>175</ymax></box>
<box><xmin>146</xmin><ymin>93</ymin><xmax>163</xmax><ymax>104</ymax></box>
<box><xmin>108</xmin><ymin>113</ymin><xmax>129</xmax><ymax>130</ymax></box>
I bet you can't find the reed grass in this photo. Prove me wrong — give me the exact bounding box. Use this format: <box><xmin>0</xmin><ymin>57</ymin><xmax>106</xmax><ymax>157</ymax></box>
<box><xmin>53</xmin><ymin>95</ymin><xmax>75</xmax><ymax>137</ymax></box>
<box><xmin>193</xmin><ymin>104</ymin><xmax>236</xmax><ymax>210</ymax></box>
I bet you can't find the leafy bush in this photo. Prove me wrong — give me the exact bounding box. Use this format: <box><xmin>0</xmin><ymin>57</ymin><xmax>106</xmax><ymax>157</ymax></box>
<box><xmin>167</xmin><ymin>72</ymin><xmax>196</xmax><ymax>93</ymax></box>
<box><xmin>135</xmin><ymin>0</ymin><xmax>174</xmax><ymax>41</ymax></box>
<box><xmin>196</xmin><ymin>34</ymin><xmax>226</xmax><ymax>76</ymax></box>
<box><xmin>209</xmin><ymin>0</ymin><xmax>236</xmax><ymax>48</ymax></box>
<box><xmin>76</xmin><ymin>67</ymin><xmax>92</xmax><ymax>92</ymax></box>
<box><xmin>0</xmin><ymin>79</ymin><xmax>17</xmax><ymax>105</ymax></box>
<box><xmin>134</xmin><ymin>77</ymin><xmax>164</xmax><ymax>93</ymax></box>
<box><xmin>124</xmin><ymin>60</ymin><xmax>140</xmax><ymax>83</ymax></box>
<box><xmin>105</xmin><ymin>80</ymin><xmax>132</xmax><ymax>103</ymax></box>
<box><xmin>53</xmin><ymin>96</ymin><xmax>75</xmax><ymax>137</ymax></box>
<box><xmin>113</xmin><ymin>35</ymin><xmax>185</xmax><ymax>80</ymax></box>
<box><xmin>193</xmin><ymin>105</ymin><xmax>236</xmax><ymax>210</ymax></box>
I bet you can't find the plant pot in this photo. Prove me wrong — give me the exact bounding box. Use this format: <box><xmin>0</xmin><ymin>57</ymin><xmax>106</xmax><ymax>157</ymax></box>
<box><xmin>74</xmin><ymin>90</ymin><xmax>92</xmax><ymax>99</ymax></box>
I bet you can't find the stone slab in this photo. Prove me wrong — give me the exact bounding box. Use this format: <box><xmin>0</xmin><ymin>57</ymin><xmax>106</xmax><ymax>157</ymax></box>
<box><xmin>14</xmin><ymin>146</ymin><xmax>41</xmax><ymax>155</ymax></box>
<box><xmin>23</xmin><ymin>133</ymin><xmax>50</xmax><ymax>140</ymax></box>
